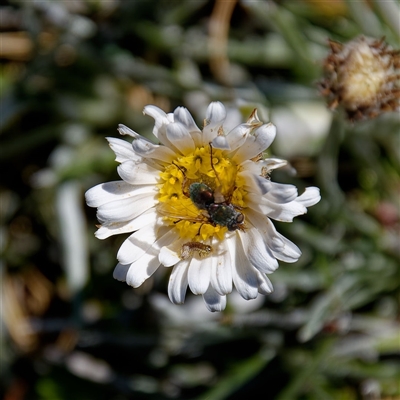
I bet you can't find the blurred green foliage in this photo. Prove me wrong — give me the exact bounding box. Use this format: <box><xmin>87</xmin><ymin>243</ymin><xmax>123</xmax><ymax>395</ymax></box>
<box><xmin>1</xmin><ymin>1</ymin><xmax>399</xmax><ymax>399</ymax></box>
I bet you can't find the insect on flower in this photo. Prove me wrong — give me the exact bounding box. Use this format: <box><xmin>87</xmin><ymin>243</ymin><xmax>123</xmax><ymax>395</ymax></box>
<box><xmin>157</xmin><ymin>143</ymin><xmax>245</xmax><ymax>239</ymax></box>
<box><xmin>85</xmin><ymin>101</ymin><xmax>321</xmax><ymax>312</ymax></box>
<box><xmin>180</xmin><ymin>242</ymin><xmax>213</xmax><ymax>260</ymax></box>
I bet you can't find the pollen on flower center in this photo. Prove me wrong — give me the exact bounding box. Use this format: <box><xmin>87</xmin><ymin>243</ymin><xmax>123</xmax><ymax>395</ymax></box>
<box><xmin>157</xmin><ymin>145</ymin><xmax>246</xmax><ymax>241</ymax></box>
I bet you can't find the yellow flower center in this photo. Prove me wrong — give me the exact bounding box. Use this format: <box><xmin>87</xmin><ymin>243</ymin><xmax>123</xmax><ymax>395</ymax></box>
<box><xmin>158</xmin><ymin>146</ymin><xmax>247</xmax><ymax>241</ymax></box>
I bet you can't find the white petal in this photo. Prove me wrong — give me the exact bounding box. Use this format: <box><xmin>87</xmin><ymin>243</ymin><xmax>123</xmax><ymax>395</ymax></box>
<box><xmin>238</xmin><ymin>227</ymin><xmax>278</xmax><ymax>273</ymax></box>
<box><xmin>227</xmin><ymin>235</ymin><xmax>259</xmax><ymax>300</ymax></box>
<box><xmin>95</xmin><ymin>208</ymin><xmax>158</xmax><ymax>239</ymax></box>
<box><xmin>158</xmin><ymin>237</ymin><xmax>187</xmax><ymax>266</ymax></box>
<box><xmin>173</xmin><ymin>107</ymin><xmax>200</xmax><ymax>134</ymax></box>
<box><xmin>247</xmin><ymin>193</ymin><xmax>275</xmax><ymax>214</ymax></box>
<box><xmin>211</xmin><ymin>135</ymin><xmax>231</xmax><ymax>150</ymax></box>
<box><xmin>117</xmin><ymin>223</ymin><xmax>159</xmax><ymax>264</ymax></box>
<box><xmin>188</xmin><ymin>256</ymin><xmax>211</xmax><ymax>295</ymax></box>
<box><xmin>126</xmin><ymin>250</ymin><xmax>160</xmax><ymax>288</ymax></box>
<box><xmin>231</xmin><ymin>123</ymin><xmax>276</xmax><ymax>164</ymax></box>
<box><xmin>85</xmin><ymin>181</ymin><xmax>155</xmax><ymax>208</ymax></box>
<box><xmin>203</xmin><ymin>286</ymin><xmax>227</xmax><ymax>312</ymax></box>
<box><xmin>247</xmin><ymin>193</ymin><xmax>308</xmax><ymax>222</ymax></box>
<box><xmin>297</xmin><ymin>187</ymin><xmax>321</xmax><ymax>207</ymax></box>
<box><xmin>267</xmin><ymin>201</ymin><xmax>307</xmax><ymax>222</ymax></box>
<box><xmin>238</xmin><ymin>169</ymin><xmax>264</xmax><ymax>194</ymax></box>
<box><xmin>240</xmin><ymin>158</ymin><xmax>288</xmax><ymax>175</ymax></box>
<box><xmin>249</xmin><ymin>186</ymin><xmax>319</xmax><ymax>221</ymax></box>
<box><xmin>244</xmin><ymin>210</ymin><xmax>281</xmax><ymax>268</ymax></box>
<box><xmin>166</xmin><ymin>122</ymin><xmax>195</xmax><ymax>154</ymax></box>
<box><xmin>270</xmin><ymin>231</ymin><xmax>302</xmax><ymax>263</ymax></box>
<box><xmin>132</xmin><ymin>140</ymin><xmax>176</xmax><ymax>163</ymax></box>
<box><xmin>96</xmin><ymin>193</ymin><xmax>157</xmax><ymax>223</ymax></box>
<box><xmin>205</xmin><ymin>101</ymin><xmax>226</xmax><ymax>124</ymax></box>
<box><xmin>107</xmin><ymin>137</ymin><xmax>140</xmax><ymax>163</ymax></box>
<box><xmin>166</xmin><ymin>112</ymin><xmax>175</xmax><ymax>123</ymax></box>
<box><xmin>143</xmin><ymin>105</ymin><xmax>179</xmax><ymax>150</ymax></box>
<box><xmin>117</xmin><ymin>161</ymin><xmax>160</xmax><ymax>185</ymax></box>
<box><xmin>238</xmin><ymin>159</ymin><xmax>288</xmax><ymax>182</ymax></box>
<box><xmin>246</xmin><ymin>209</ymin><xmax>301</xmax><ymax>263</ymax></box>
<box><xmin>260</xmin><ymin>158</ymin><xmax>288</xmax><ymax>172</ymax></box>
<box><xmin>113</xmin><ymin>263</ymin><xmax>129</xmax><ymax>282</ymax></box>
<box><xmin>143</xmin><ymin>105</ymin><xmax>168</xmax><ymax>128</ymax></box>
<box><xmin>117</xmin><ymin>123</ymin><xmax>176</xmax><ymax>163</ymax></box>
<box><xmin>159</xmin><ymin>246</ymin><xmax>181</xmax><ymax>267</ymax></box>
<box><xmin>202</xmin><ymin>102</ymin><xmax>226</xmax><ymax>144</ymax></box>
<box><xmin>253</xmin><ymin>176</ymin><xmax>298</xmax><ymax>203</ymax></box>
<box><xmin>225</xmin><ymin>123</ymin><xmax>253</xmax><ymax>152</ymax></box>
<box><xmin>210</xmin><ymin>239</ymin><xmax>232</xmax><ymax>295</ymax></box>
<box><xmin>255</xmin><ymin>271</ymin><xmax>274</xmax><ymax>295</ymax></box>
<box><xmin>117</xmin><ymin>124</ymin><xmax>141</xmax><ymax>138</ymax></box>
<box><xmin>151</xmin><ymin>229</ymin><xmax>182</xmax><ymax>265</ymax></box>
<box><xmin>168</xmin><ymin>261</ymin><xmax>189</xmax><ymax>304</ymax></box>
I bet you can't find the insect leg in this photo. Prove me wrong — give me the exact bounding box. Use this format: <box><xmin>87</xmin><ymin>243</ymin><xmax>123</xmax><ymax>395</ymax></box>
<box><xmin>172</xmin><ymin>161</ymin><xmax>190</xmax><ymax>197</ymax></box>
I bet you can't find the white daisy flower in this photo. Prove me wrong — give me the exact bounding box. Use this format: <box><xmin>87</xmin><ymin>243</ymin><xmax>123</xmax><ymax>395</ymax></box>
<box><xmin>85</xmin><ymin>102</ymin><xmax>321</xmax><ymax>312</ymax></box>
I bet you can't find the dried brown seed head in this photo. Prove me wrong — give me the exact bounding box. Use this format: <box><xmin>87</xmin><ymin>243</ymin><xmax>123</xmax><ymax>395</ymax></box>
<box><xmin>319</xmin><ymin>36</ymin><xmax>400</xmax><ymax>121</ymax></box>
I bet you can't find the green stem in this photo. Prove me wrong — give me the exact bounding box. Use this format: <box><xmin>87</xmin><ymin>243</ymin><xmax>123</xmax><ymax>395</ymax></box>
<box><xmin>316</xmin><ymin>113</ymin><xmax>346</xmax><ymax>212</ymax></box>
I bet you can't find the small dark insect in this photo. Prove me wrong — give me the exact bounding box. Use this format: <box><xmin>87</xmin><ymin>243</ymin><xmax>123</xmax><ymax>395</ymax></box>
<box><xmin>180</xmin><ymin>242</ymin><xmax>213</xmax><ymax>259</ymax></box>
<box><xmin>187</xmin><ymin>181</ymin><xmax>244</xmax><ymax>231</ymax></box>
<box><xmin>176</xmin><ymin>144</ymin><xmax>245</xmax><ymax>231</ymax></box>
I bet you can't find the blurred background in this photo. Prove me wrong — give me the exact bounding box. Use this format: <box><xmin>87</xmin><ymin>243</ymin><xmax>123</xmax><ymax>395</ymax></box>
<box><xmin>1</xmin><ymin>1</ymin><xmax>399</xmax><ymax>399</ymax></box>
